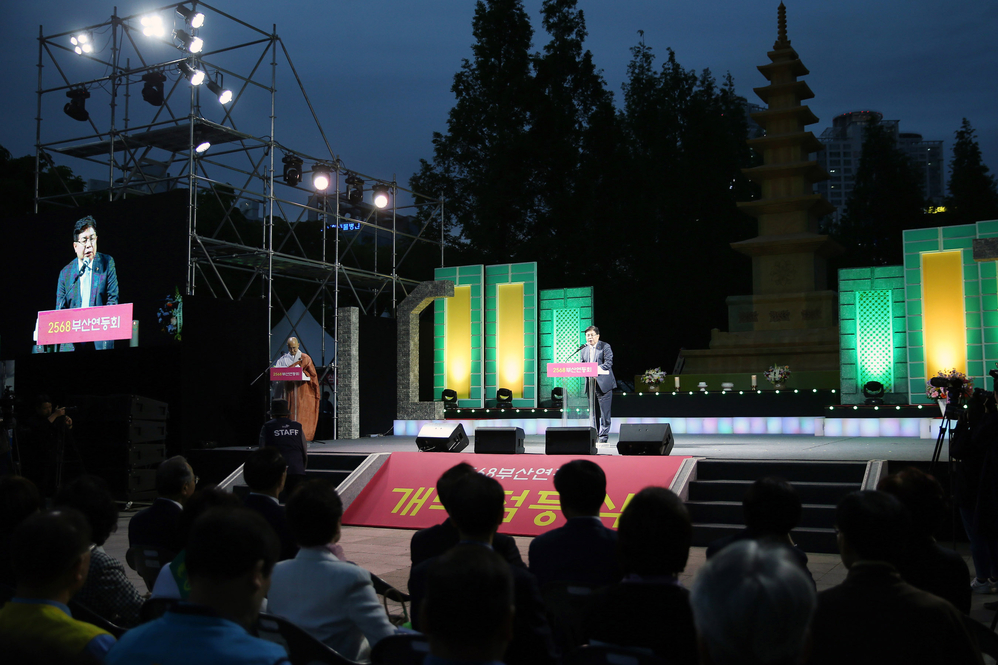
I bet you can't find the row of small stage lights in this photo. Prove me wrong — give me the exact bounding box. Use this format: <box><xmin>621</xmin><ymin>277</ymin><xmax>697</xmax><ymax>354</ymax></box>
<box><xmin>64</xmin><ymin>4</ymin><xmax>232</xmax><ymax>142</ymax></box>
<box><xmin>282</xmin><ymin>157</ymin><xmax>392</xmax><ymax>208</ymax></box>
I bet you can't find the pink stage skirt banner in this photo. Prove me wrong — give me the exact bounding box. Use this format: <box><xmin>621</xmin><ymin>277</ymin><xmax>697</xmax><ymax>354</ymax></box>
<box><xmin>342</xmin><ymin>452</ymin><xmax>689</xmax><ymax>536</ymax></box>
<box><xmin>546</xmin><ymin>362</ymin><xmax>598</xmax><ymax>378</ymax></box>
<box><xmin>270</xmin><ymin>367</ymin><xmax>305</xmax><ymax>381</ymax></box>
<box><xmin>36</xmin><ymin>303</ymin><xmax>133</xmax><ymax>345</ymax></box>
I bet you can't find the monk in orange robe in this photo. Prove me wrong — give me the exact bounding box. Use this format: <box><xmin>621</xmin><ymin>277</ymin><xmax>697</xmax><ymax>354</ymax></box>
<box><xmin>285</xmin><ymin>337</ymin><xmax>320</xmax><ymax>440</ymax></box>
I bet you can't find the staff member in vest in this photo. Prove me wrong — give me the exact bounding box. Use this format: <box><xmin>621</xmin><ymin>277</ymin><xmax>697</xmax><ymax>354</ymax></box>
<box><xmin>581</xmin><ymin>325</ymin><xmax>616</xmax><ymax>443</ymax></box>
<box><xmin>259</xmin><ymin>399</ymin><xmax>308</xmax><ymax>499</ymax></box>
<box><xmin>55</xmin><ymin>216</ymin><xmax>119</xmax><ymax>351</ymax></box>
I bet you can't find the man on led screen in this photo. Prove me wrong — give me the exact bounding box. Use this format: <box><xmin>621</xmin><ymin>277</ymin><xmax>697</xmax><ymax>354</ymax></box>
<box><xmin>55</xmin><ymin>216</ymin><xmax>119</xmax><ymax>350</ymax></box>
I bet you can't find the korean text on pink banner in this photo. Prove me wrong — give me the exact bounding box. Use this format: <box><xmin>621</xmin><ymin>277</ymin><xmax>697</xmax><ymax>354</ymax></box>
<box><xmin>37</xmin><ymin>303</ymin><xmax>133</xmax><ymax>345</ymax></box>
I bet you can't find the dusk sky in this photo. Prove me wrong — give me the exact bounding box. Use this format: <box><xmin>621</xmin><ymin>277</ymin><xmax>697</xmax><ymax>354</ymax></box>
<box><xmin>2</xmin><ymin>0</ymin><xmax>995</xmax><ymax>208</ymax></box>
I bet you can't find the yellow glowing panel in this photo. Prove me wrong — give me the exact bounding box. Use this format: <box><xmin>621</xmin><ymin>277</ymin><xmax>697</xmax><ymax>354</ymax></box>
<box><xmin>445</xmin><ymin>286</ymin><xmax>472</xmax><ymax>398</ymax></box>
<box><xmin>497</xmin><ymin>283</ymin><xmax>524</xmax><ymax>397</ymax></box>
<box><xmin>922</xmin><ymin>251</ymin><xmax>967</xmax><ymax>378</ymax></box>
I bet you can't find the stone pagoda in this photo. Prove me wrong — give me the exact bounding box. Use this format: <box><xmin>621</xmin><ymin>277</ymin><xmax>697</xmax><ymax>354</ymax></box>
<box><xmin>683</xmin><ymin>3</ymin><xmax>842</xmax><ymax>375</ymax></box>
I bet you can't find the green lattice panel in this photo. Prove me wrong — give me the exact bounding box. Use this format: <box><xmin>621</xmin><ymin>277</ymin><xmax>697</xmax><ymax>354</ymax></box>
<box><xmin>856</xmin><ymin>289</ymin><xmax>894</xmax><ymax>390</ymax></box>
<box><xmin>552</xmin><ymin>308</ymin><xmax>584</xmax><ymax>397</ymax></box>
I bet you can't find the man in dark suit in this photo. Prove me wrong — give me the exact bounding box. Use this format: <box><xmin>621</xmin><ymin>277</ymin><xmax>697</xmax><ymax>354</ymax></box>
<box><xmin>529</xmin><ymin>459</ymin><xmax>619</xmax><ymax>588</ymax></box>
<box><xmin>128</xmin><ymin>456</ymin><xmax>195</xmax><ymax>554</ymax></box>
<box><xmin>809</xmin><ymin>491</ymin><xmax>983</xmax><ymax>665</ymax></box>
<box><xmin>581</xmin><ymin>325</ymin><xmax>615</xmax><ymax>443</ymax></box>
<box><xmin>408</xmin><ymin>472</ymin><xmax>558</xmax><ymax>665</ymax></box>
<box><xmin>55</xmin><ymin>216</ymin><xmax>119</xmax><ymax>351</ymax></box>
<box><xmin>410</xmin><ymin>462</ymin><xmax>524</xmax><ymax>568</ymax></box>
<box><xmin>241</xmin><ymin>446</ymin><xmax>297</xmax><ymax>561</ymax></box>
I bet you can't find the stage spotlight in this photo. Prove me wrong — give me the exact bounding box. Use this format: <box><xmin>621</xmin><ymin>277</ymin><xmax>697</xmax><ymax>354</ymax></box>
<box><xmin>64</xmin><ymin>88</ymin><xmax>90</xmax><ymax>122</ymax></box>
<box><xmin>441</xmin><ymin>389</ymin><xmax>458</xmax><ymax>405</ymax></box>
<box><xmin>140</xmin><ymin>14</ymin><xmax>166</xmax><ymax>38</ymax></box>
<box><xmin>345</xmin><ymin>174</ymin><xmax>363</xmax><ymax>204</ymax></box>
<box><xmin>496</xmin><ymin>388</ymin><xmax>513</xmax><ymax>406</ymax></box>
<box><xmin>174</xmin><ymin>29</ymin><xmax>204</xmax><ymax>54</ymax></box>
<box><xmin>551</xmin><ymin>386</ymin><xmax>564</xmax><ymax>405</ymax></box>
<box><xmin>141</xmin><ymin>71</ymin><xmax>166</xmax><ymax>106</ymax></box>
<box><xmin>205</xmin><ymin>80</ymin><xmax>232</xmax><ymax>104</ymax></box>
<box><xmin>194</xmin><ymin>136</ymin><xmax>211</xmax><ymax>154</ymax></box>
<box><xmin>282</xmin><ymin>155</ymin><xmax>303</xmax><ymax>186</ymax></box>
<box><xmin>176</xmin><ymin>4</ymin><xmax>205</xmax><ymax>29</ymax></box>
<box><xmin>70</xmin><ymin>32</ymin><xmax>93</xmax><ymax>55</ymax></box>
<box><xmin>178</xmin><ymin>60</ymin><xmax>205</xmax><ymax>86</ymax></box>
<box><xmin>372</xmin><ymin>184</ymin><xmax>390</xmax><ymax>209</ymax></box>
<box><xmin>862</xmin><ymin>381</ymin><xmax>886</xmax><ymax>406</ymax></box>
<box><xmin>312</xmin><ymin>164</ymin><xmax>332</xmax><ymax>191</ymax></box>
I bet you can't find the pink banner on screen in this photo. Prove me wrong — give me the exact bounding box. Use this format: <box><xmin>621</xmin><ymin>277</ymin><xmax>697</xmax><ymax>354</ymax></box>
<box><xmin>37</xmin><ymin>303</ymin><xmax>133</xmax><ymax>345</ymax></box>
<box><xmin>342</xmin><ymin>451</ymin><xmax>689</xmax><ymax>536</ymax></box>
<box><xmin>546</xmin><ymin>362</ymin><xmax>598</xmax><ymax>378</ymax></box>
<box><xmin>270</xmin><ymin>367</ymin><xmax>305</xmax><ymax>381</ymax></box>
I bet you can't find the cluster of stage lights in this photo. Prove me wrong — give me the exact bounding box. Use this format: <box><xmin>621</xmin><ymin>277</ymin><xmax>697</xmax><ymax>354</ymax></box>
<box><xmin>281</xmin><ymin>157</ymin><xmax>391</xmax><ymax>208</ymax></box>
<box><xmin>66</xmin><ymin>5</ymin><xmax>227</xmax><ymax>125</ymax></box>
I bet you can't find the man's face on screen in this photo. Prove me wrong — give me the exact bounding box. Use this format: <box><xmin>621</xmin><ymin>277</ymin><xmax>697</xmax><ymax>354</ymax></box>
<box><xmin>74</xmin><ymin>227</ymin><xmax>97</xmax><ymax>263</ymax></box>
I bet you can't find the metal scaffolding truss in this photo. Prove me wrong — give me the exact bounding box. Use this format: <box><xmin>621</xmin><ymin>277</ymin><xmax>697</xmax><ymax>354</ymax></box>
<box><xmin>36</xmin><ymin>2</ymin><xmax>446</xmax><ymax>438</ymax></box>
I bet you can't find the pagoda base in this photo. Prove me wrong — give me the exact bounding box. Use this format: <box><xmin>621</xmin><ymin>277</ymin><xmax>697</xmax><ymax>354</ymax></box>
<box><xmin>682</xmin><ymin>326</ymin><xmax>840</xmax><ymax>374</ymax></box>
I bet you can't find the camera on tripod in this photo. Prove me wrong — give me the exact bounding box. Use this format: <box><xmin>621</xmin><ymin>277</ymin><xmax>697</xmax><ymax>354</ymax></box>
<box><xmin>930</xmin><ymin>375</ymin><xmax>967</xmax><ymax>420</ymax></box>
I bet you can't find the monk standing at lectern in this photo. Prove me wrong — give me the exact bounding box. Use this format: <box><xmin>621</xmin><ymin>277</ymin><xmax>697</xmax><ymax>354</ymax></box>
<box><xmin>279</xmin><ymin>337</ymin><xmax>320</xmax><ymax>441</ymax></box>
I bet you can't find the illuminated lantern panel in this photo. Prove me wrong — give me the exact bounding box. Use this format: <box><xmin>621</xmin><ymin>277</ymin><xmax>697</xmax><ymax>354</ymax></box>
<box><xmin>445</xmin><ymin>286</ymin><xmax>472</xmax><ymax>398</ymax></box>
<box><xmin>497</xmin><ymin>283</ymin><xmax>525</xmax><ymax>398</ymax></box>
<box><xmin>922</xmin><ymin>251</ymin><xmax>967</xmax><ymax>378</ymax></box>
<box><xmin>856</xmin><ymin>290</ymin><xmax>894</xmax><ymax>391</ymax></box>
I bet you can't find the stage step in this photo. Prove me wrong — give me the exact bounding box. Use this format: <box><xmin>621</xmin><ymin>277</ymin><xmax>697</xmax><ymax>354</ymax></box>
<box><xmin>686</xmin><ymin>459</ymin><xmax>868</xmax><ymax>555</ymax></box>
<box><xmin>189</xmin><ymin>447</ymin><xmax>370</xmax><ymax>494</ymax></box>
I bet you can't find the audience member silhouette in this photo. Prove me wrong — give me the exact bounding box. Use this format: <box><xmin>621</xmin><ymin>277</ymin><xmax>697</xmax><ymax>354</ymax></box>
<box><xmin>0</xmin><ymin>475</ymin><xmax>41</xmax><ymax>589</ymax></box>
<box><xmin>408</xmin><ymin>472</ymin><xmax>558</xmax><ymax>665</ymax></box>
<box><xmin>267</xmin><ymin>478</ymin><xmax>396</xmax><ymax>661</ymax></box>
<box><xmin>106</xmin><ymin>506</ymin><xmax>287</xmax><ymax>665</ymax></box>
<box><xmin>581</xmin><ymin>486</ymin><xmax>697</xmax><ymax>665</ymax></box>
<box><xmin>242</xmin><ymin>447</ymin><xmax>298</xmax><ymax>561</ymax></box>
<box><xmin>128</xmin><ymin>456</ymin><xmax>196</xmax><ymax>554</ymax></box>
<box><xmin>691</xmin><ymin>539</ymin><xmax>816</xmax><ymax>665</ymax></box>
<box><xmin>705</xmin><ymin>476</ymin><xmax>815</xmax><ymax>586</ymax></box>
<box><xmin>55</xmin><ymin>475</ymin><xmax>145</xmax><ymax>627</ymax></box>
<box><xmin>0</xmin><ymin>509</ymin><xmax>116</xmax><ymax>663</ymax></box>
<box><xmin>809</xmin><ymin>490</ymin><xmax>982</xmax><ymax>665</ymax></box>
<box><xmin>422</xmin><ymin>544</ymin><xmax>515</xmax><ymax>665</ymax></box>
<box><xmin>410</xmin><ymin>462</ymin><xmax>525</xmax><ymax>568</ymax></box>
<box><xmin>528</xmin><ymin>459</ymin><xmax>620</xmax><ymax>588</ymax></box>
<box><xmin>151</xmin><ymin>488</ymin><xmax>241</xmax><ymax>600</ymax></box>
<box><xmin>878</xmin><ymin>466</ymin><xmax>971</xmax><ymax>613</ymax></box>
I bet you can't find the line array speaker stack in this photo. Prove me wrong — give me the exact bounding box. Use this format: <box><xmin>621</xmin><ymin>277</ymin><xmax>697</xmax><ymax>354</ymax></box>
<box><xmin>415</xmin><ymin>422</ymin><xmax>469</xmax><ymax>452</ymax></box>
<box><xmin>544</xmin><ymin>426</ymin><xmax>597</xmax><ymax>455</ymax></box>
<box><xmin>474</xmin><ymin>427</ymin><xmax>525</xmax><ymax>454</ymax></box>
<box><xmin>71</xmin><ymin>394</ymin><xmax>169</xmax><ymax>502</ymax></box>
<box><xmin>617</xmin><ymin>423</ymin><xmax>674</xmax><ymax>455</ymax></box>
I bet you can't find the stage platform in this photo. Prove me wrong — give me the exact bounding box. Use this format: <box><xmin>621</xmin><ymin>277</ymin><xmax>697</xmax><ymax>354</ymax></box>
<box><xmin>304</xmin><ymin>432</ymin><xmax>945</xmax><ymax>462</ymax></box>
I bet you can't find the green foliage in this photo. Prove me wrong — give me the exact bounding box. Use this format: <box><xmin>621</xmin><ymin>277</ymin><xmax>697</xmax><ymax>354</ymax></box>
<box><xmin>835</xmin><ymin>121</ymin><xmax>925</xmax><ymax>266</ymax></box>
<box><xmin>946</xmin><ymin>118</ymin><xmax>998</xmax><ymax>224</ymax></box>
<box><xmin>0</xmin><ymin>146</ymin><xmax>87</xmax><ymax>217</ymax></box>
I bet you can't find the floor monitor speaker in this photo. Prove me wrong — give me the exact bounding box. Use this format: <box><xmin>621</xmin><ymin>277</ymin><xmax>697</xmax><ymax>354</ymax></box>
<box><xmin>416</xmin><ymin>422</ymin><xmax>469</xmax><ymax>452</ymax></box>
<box><xmin>474</xmin><ymin>427</ymin><xmax>525</xmax><ymax>454</ymax></box>
<box><xmin>617</xmin><ymin>423</ymin><xmax>673</xmax><ymax>455</ymax></box>
<box><xmin>544</xmin><ymin>427</ymin><xmax>597</xmax><ymax>455</ymax></box>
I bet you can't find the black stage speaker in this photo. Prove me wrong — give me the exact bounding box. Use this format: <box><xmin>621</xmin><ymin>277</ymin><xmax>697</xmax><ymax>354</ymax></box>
<box><xmin>474</xmin><ymin>427</ymin><xmax>525</xmax><ymax>454</ymax></box>
<box><xmin>416</xmin><ymin>422</ymin><xmax>469</xmax><ymax>452</ymax></box>
<box><xmin>545</xmin><ymin>427</ymin><xmax>597</xmax><ymax>455</ymax></box>
<box><xmin>617</xmin><ymin>423</ymin><xmax>674</xmax><ymax>456</ymax></box>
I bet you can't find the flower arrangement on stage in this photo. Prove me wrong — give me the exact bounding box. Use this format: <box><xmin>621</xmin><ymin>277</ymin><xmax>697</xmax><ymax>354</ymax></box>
<box><xmin>157</xmin><ymin>288</ymin><xmax>183</xmax><ymax>341</ymax></box>
<box><xmin>641</xmin><ymin>367</ymin><xmax>667</xmax><ymax>387</ymax></box>
<box><xmin>925</xmin><ymin>369</ymin><xmax>973</xmax><ymax>400</ymax></box>
<box><xmin>764</xmin><ymin>365</ymin><xmax>791</xmax><ymax>386</ymax></box>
